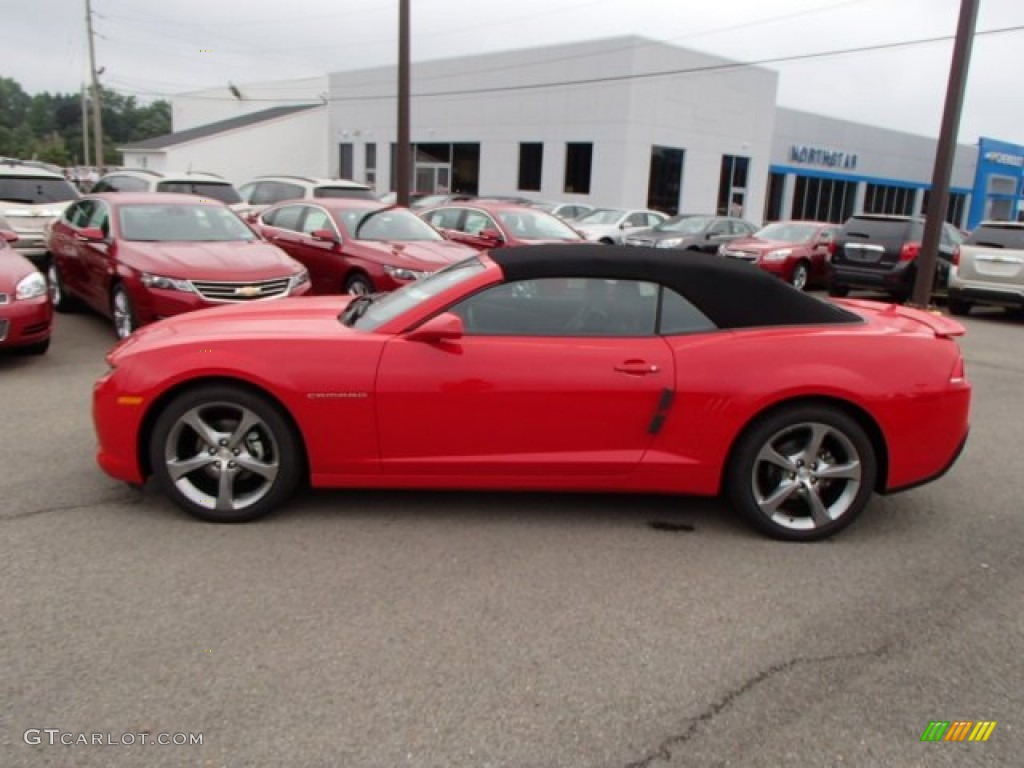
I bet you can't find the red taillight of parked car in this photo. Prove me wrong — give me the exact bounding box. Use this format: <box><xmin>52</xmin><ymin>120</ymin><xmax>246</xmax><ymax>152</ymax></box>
<box><xmin>952</xmin><ymin>245</ymin><xmax>960</xmax><ymax>267</ymax></box>
<box><xmin>827</xmin><ymin>241</ymin><xmax>837</xmax><ymax>259</ymax></box>
<box><xmin>899</xmin><ymin>242</ymin><xmax>921</xmax><ymax>262</ymax></box>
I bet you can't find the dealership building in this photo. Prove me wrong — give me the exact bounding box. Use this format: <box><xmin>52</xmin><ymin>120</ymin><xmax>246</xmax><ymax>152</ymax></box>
<box><xmin>121</xmin><ymin>36</ymin><xmax>1024</xmax><ymax>229</ymax></box>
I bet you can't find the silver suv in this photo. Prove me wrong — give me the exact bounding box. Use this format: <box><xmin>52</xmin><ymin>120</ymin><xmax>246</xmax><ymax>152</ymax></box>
<box><xmin>0</xmin><ymin>160</ymin><xmax>80</xmax><ymax>269</ymax></box>
<box><xmin>237</xmin><ymin>175</ymin><xmax>374</xmax><ymax>217</ymax></box>
<box><xmin>947</xmin><ymin>220</ymin><xmax>1024</xmax><ymax>315</ymax></box>
<box><xmin>91</xmin><ymin>170</ymin><xmax>244</xmax><ymax>211</ymax></box>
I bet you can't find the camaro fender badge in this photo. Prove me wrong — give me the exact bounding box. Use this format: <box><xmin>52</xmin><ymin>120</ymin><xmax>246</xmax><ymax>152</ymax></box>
<box><xmin>306</xmin><ymin>392</ymin><xmax>369</xmax><ymax>399</ymax></box>
<box><xmin>234</xmin><ymin>285</ymin><xmax>262</xmax><ymax>297</ymax></box>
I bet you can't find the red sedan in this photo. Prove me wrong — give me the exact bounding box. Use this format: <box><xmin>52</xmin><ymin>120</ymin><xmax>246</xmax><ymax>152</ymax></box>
<box><xmin>418</xmin><ymin>201</ymin><xmax>585</xmax><ymax>250</ymax></box>
<box><xmin>257</xmin><ymin>199</ymin><xmax>476</xmax><ymax>295</ymax></box>
<box><xmin>93</xmin><ymin>245</ymin><xmax>970</xmax><ymax>541</ymax></box>
<box><xmin>719</xmin><ymin>220</ymin><xmax>839</xmax><ymax>290</ymax></box>
<box><xmin>0</xmin><ymin>228</ymin><xmax>52</xmax><ymax>354</ymax></box>
<box><xmin>47</xmin><ymin>193</ymin><xmax>310</xmax><ymax>339</ymax></box>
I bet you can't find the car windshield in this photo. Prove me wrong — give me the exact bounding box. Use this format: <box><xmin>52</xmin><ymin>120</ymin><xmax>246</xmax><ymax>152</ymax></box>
<box><xmin>349</xmin><ymin>257</ymin><xmax>486</xmax><ymax>330</ymax></box>
<box><xmin>655</xmin><ymin>215</ymin><xmax>711</xmax><ymax>234</ymax></box>
<box><xmin>577</xmin><ymin>208</ymin><xmax>626</xmax><ymax>226</ymax></box>
<box><xmin>118</xmin><ymin>204</ymin><xmax>257</xmax><ymax>242</ymax></box>
<box><xmin>0</xmin><ymin>176</ymin><xmax>80</xmax><ymax>204</ymax></box>
<box><xmin>341</xmin><ymin>207</ymin><xmax>444</xmax><ymax>241</ymax></box>
<box><xmin>313</xmin><ymin>187</ymin><xmax>375</xmax><ymax>200</ymax></box>
<box><xmin>755</xmin><ymin>222</ymin><xmax>819</xmax><ymax>243</ymax></box>
<box><xmin>156</xmin><ymin>181</ymin><xmax>242</xmax><ymax>205</ymax></box>
<box><xmin>965</xmin><ymin>224</ymin><xmax>1024</xmax><ymax>249</ymax></box>
<box><xmin>496</xmin><ymin>209</ymin><xmax>582</xmax><ymax>240</ymax></box>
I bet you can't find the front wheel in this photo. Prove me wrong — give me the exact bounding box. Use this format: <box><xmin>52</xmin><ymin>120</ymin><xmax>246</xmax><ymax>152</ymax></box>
<box><xmin>111</xmin><ymin>284</ymin><xmax>138</xmax><ymax>340</ymax></box>
<box><xmin>725</xmin><ymin>405</ymin><xmax>877</xmax><ymax>541</ymax></box>
<box><xmin>344</xmin><ymin>274</ymin><xmax>373</xmax><ymax>296</ymax></box>
<box><xmin>790</xmin><ymin>261</ymin><xmax>810</xmax><ymax>291</ymax></box>
<box><xmin>149</xmin><ymin>385</ymin><xmax>303</xmax><ymax>523</ymax></box>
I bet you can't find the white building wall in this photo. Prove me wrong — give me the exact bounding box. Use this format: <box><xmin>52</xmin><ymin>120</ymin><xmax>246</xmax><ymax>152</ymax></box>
<box><xmin>124</xmin><ymin>108</ymin><xmax>328</xmax><ymax>185</ymax></box>
<box><xmin>173</xmin><ymin>76</ymin><xmax>328</xmax><ymax>132</ymax></box>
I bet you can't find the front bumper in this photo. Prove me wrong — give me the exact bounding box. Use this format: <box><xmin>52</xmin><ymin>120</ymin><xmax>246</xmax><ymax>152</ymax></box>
<box><xmin>0</xmin><ymin>295</ymin><xmax>52</xmax><ymax>348</ymax></box>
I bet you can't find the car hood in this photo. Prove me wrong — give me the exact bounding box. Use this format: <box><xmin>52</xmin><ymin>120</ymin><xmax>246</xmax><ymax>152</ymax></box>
<box><xmin>357</xmin><ymin>239</ymin><xmax>476</xmax><ymax>268</ymax></box>
<box><xmin>0</xmin><ymin>248</ymin><xmax>41</xmax><ymax>290</ymax></box>
<box><xmin>120</xmin><ymin>240</ymin><xmax>302</xmax><ymax>280</ymax></box>
<box><xmin>109</xmin><ymin>296</ymin><xmax>359</xmax><ymax>362</ymax></box>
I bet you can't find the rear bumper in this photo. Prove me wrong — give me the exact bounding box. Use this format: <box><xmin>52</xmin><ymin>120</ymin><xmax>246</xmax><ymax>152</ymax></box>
<box><xmin>884</xmin><ymin>430</ymin><xmax>969</xmax><ymax>494</ymax></box>
<box><xmin>828</xmin><ymin>262</ymin><xmax>913</xmax><ymax>292</ymax></box>
<box><xmin>948</xmin><ymin>277</ymin><xmax>1024</xmax><ymax>308</ymax></box>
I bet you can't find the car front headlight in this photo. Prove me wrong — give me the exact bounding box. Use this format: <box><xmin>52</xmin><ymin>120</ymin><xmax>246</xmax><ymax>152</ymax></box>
<box><xmin>15</xmin><ymin>271</ymin><xmax>47</xmax><ymax>300</ymax></box>
<box><xmin>762</xmin><ymin>249</ymin><xmax>792</xmax><ymax>262</ymax></box>
<box><xmin>289</xmin><ymin>269</ymin><xmax>310</xmax><ymax>290</ymax></box>
<box><xmin>141</xmin><ymin>273</ymin><xmax>194</xmax><ymax>292</ymax></box>
<box><xmin>656</xmin><ymin>238</ymin><xmax>684</xmax><ymax>248</ymax></box>
<box><xmin>384</xmin><ymin>265</ymin><xmax>428</xmax><ymax>281</ymax></box>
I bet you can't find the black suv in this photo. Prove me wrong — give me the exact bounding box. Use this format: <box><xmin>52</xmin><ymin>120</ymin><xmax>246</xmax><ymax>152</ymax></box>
<box><xmin>827</xmin><ymin>214</ymin><xmax>963</xmax><ymax>301</ymax></box>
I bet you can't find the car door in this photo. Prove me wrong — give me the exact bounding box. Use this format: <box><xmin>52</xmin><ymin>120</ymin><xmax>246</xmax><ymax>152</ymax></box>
<box><xmin>294</xmin><ymin>205</ymin><xmax>346</xmax><ymax>294</ymax></box>
<box><xmin>375</xmin><ymin>277</ymin><xmax>674</xmax><ymax>477</ymax></box>
<box><xmin>77</xmin><ymin>200</ymin><xmax>116</xmax><ymax>312</ymax></box>
<box><xmin>260</xmin><ymin>204</ymin><xmax>306</xmax><ymax>254</ymax></box>
<box><xmin>51</xmin><ymin>199</ymin><xmax>97</xmax><ymax>299</ymax></box>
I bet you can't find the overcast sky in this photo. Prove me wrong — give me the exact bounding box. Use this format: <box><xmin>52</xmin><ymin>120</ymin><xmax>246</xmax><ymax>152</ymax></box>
<box><xmin>4</xmin><ymin>0</ymin><xmax>1023</xmax><ymax>145</ymax></box>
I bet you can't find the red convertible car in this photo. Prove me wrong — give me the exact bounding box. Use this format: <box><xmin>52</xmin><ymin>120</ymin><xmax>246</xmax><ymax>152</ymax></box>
<box><xmin>93</xmin><ymin>245</ymin><xmax>970</xmax><ymax>541</ymax></box>
<box><xmin>0</xmin><ymin>227</ymin><xmax>52</xmax><ymax>354</ymax></box>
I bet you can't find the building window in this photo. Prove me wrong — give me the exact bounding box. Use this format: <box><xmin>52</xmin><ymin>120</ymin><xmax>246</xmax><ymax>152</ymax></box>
<box><xmin>920</xmin><ymin>190</ymin><xmax>968</xmax><ymax>227</ymax></box>
<box><xmin>338</xmin><ymin>143</ymin><xmax>354</xmax><ymax>179</ymax></box>
<box><xmin>517</xmin><ymin>143</ymin><xmax>543</xmax><ymax>192</ymax></box>
<box><xmin>718</xmin><ymin>155</ymin><xmax>749</xmax><ymax>216</ymax></box>
<box><xmin>564</xmin><ymin>143</ymin><xmax>593</xmax><ymax>195</ymax></box>
<box><xmin>764</xmin><ymin>172</ymin><xmax>785</xmax><ymax>222</ymax></box>
<box><xmin>863</xmin><ymin>183</ymin><xmax>915</xmax><ymax>215</ymax></box>
<box><xmin>365</xmin><ymin>144</ymin><xmax>377</xmax><ymax>187</ymax></box>
<box><xmin>791</xmin><ymin>175</ymin><xmax>856</xmax><ymax>223</ymax></box>
<box><xmin>647</xmin><ymin>146</ymin><xmax>685</xmax><ymax>215</ymax></box>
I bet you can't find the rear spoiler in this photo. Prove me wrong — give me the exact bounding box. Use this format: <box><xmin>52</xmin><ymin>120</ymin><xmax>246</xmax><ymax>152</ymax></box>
<box><xmin>839</xmin><ymin>299</ymin><xmax>966</xmax><ymax>338</ymax></box>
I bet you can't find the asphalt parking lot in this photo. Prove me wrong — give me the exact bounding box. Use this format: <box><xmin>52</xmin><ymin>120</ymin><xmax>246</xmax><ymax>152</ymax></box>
<box><xmin>2</xmin><ymin>303</ymin><xmax>1022</xmax><ymax>767</ymax></box>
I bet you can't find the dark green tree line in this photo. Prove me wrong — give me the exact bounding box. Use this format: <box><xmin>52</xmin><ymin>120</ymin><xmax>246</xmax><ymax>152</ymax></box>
<box><xmin>0</xmin><ymin>77</ymin><xmax>170</xmax><ymax>166</ymax></box>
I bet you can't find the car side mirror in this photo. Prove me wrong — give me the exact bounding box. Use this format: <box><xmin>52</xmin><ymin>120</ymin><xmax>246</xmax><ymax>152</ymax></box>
<box><xmin>479</xmin><ymin>228</ymin><xmax>504</xmax><ymax>245</ymax></box>
<box><xmin>310</xmin><ymin>228</ymin><xmax>339</xmax><ymax>244</ymax></box>
<box><xmin>406</xmin><ymin>312</ymin><xmax>464</xmax><ymax>343</ymax></box>
<box><xmin>77</xmin><ymin>227</ymin><xmax>107</xmax><ymax>242</ymax></box>
<box><xmin>0</xmin><ymin>228</ymin><xmax>17</xmax><ymax>243</ymax></box>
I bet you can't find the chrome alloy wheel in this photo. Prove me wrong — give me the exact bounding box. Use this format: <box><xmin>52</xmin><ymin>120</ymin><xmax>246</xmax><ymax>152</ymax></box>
<box><xmin>163</xmin><ymin>402</ymin><xmax>281</xmax><ymax>513</ymax></box>
<box><xmin>47</xmin><ymin>262</ymin><xmax>62</xmax><ymax>306</ymax></box>
<box><xmin>791</xmin><ymin>262</ymin><xmax>809</xmax><ymax>291</ymax></box>
<box><xmin>750</xmin><ymin>421</ymin><xmax>863</xmax><ymax>532</ymax></box>
<box><xmin>112</xmin><ymin>286</ymin><xmax>136</xmax><ymax>340</ymax></box>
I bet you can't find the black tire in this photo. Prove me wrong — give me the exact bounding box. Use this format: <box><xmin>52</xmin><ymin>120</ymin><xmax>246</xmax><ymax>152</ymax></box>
<box><xmin>47</xmin><ymin>258</ymin><xmax>77</xmax><ymax>313</ymax></box>
<box><xmin>947</xmin><ymin>298</ymin><xmax>971</xmax><ymax>316</ymax></box>
<box><xmin>344</xmin><ymin>273</ymin><xmax>373</xmax><ymax>295</ymax></box>
<box><xmin>827</xmin><ymin>283</ymin><xmax>849</xmax><ymax>298</ymax></box>
<box><xmin>149</xmin><ymin>384</ymin><xmax>303</xmax><ymax>523</ymax></box>
<box><xmin>598</xmin><ymin>238</ymin><xmax>615</xmax><ymax>245</ymax></box>
<box><xmin>790</xmin><ymin>260</ymin><xmax>810</xmax><ymax>291</ymax></box>
<box><xmin>111</xmin><ymin>283</ymin><xmax>138</xmax><ymax>340</ymax></box>
<box><xmin>725</xmin><ymin>405</ymin><xmax>877</xmax><ymax>541</ymax></box>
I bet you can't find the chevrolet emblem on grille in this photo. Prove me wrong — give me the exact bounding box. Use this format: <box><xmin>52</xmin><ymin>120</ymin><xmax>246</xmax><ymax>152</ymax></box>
<box><xmin>234</xmin><ymin>285</ymin><xmax>262</xmax><ymax>297</ymax></box>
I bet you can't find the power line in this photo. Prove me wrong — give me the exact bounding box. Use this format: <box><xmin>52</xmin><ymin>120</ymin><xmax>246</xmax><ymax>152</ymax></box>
<box><xmin>109</xmin><ymin>24</ymin><xmax>1024</xmax><ymax>104</ymax></box>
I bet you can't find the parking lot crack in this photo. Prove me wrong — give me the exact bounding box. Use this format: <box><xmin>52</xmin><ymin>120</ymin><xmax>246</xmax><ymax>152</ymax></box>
<box><xmin>622</xmin><ymin>644</ymin><xmax>890</xmax><ymax>768</ymax></box>
<box><xmin>1</xmin><ymin>489</ymin><xmax>145</xmax><ymax>521</ymax></box>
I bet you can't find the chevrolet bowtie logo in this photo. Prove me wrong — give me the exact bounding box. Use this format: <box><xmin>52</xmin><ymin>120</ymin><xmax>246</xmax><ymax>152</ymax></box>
<box><xmin>234</xmin><ymin>285</ymin><xmax>262</xmax><ymax>297</ymax></box>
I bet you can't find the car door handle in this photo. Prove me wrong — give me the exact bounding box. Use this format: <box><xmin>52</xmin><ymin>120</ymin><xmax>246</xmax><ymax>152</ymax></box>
<box><xmin>614</xmin><ymin>360</ymin><xmax>660</xmax><ymax>375</ymax></box>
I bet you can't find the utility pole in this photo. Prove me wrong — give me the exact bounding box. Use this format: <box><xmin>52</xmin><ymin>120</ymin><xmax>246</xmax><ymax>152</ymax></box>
<box><xmin>85</xmin><ymin>0</ymin><xmax>105</xmax><ymax>173</ymax></box>
<box><xmin>911</xmin><ymin>0</ymin><xmax>979</xmax><ymax>307</ymax></box>
<box><xmin>81</xmin><ymin>84</ymin><xmax>91</xmax><ymax>169</ymax></box>
<box><xmin>396</xmin><ymin>0</ymin><xmax>411</xmax><ymax>206</ymax></box>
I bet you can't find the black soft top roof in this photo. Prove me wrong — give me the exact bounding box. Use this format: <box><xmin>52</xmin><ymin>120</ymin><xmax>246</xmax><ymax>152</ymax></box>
<box><xmin>489</xmin><ymin>244</ymin><xmax>859</xmax><ymax>329</ymax></box>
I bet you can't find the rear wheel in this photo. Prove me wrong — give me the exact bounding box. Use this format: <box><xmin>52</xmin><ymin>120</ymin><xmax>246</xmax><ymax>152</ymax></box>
<box><xmin>947</xmin><ymin>298</ymin><xmax>972</xmax><ymax>316</ymax></box>
<box><xmin>149</xmin><ymin>384</ymin><xmax>303</xmax><ymax>523</ymax></box>
<box><xmin>790</xmin><ymin>261</ymin><xmax>810</xmax><ymax>291</ymax></box>
<box><xmin>47</xmin><ymin>259</ymin><xmax>77</xmax><ymax>312</ymax></box>
<box><xmin>725</xmin><ymin>405</ymin><xmax>877</xmax><ymax>541</ymax></box>
<box><xmin>344</xmin><ymin>274</ymin><xmax>373</xmax><ymax>296</ymax></box>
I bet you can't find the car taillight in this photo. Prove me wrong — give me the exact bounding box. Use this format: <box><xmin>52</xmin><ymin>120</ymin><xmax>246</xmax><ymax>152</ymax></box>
<box><xmin>950</xmin><ymin>354</ymin><xmax>966</xmax><ymax>384</ymax></box>
<box><xmin>952</xmin><ymin>245</ymin><xmax>960</xmax><ymax>266</ymax></box>
<box><xmin>900</xmin><ymin>242</ymin><xmax>921</xmax><ymax>262</ymax></box>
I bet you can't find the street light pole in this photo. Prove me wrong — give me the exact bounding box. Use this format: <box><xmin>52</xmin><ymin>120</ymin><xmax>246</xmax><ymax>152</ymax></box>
<box><xmin>85</xmin><ymin>0</ymin><xmax>105</xmax><ymax>174</ymax></box>
<box><xmin>911</xmin><ymin>0</ymin><xmax>979</xmax><ymax>307</ymax></box>
<box><xmin>396</xmin><ymin>0</ymin><xmax>411</xmax><ymax>207</ymax></box>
